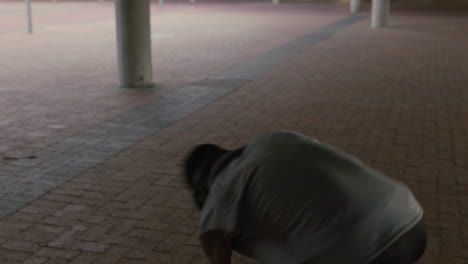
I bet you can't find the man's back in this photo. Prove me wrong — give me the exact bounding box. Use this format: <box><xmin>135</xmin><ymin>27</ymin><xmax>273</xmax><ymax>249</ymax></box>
<box><xmin>199</xmin><ymin>131</ymin><xmax>423</xmax><ymax>264</ymax></box>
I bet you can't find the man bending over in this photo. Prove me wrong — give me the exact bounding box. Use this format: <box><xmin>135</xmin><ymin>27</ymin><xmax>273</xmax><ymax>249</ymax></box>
<box><xmin>184</xmin><ymin>131</ymin><xmax>427</xmax><ymax>264</ymax></box>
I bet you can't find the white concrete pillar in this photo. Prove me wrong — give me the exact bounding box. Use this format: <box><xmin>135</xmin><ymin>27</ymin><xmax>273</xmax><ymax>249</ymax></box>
<box><xmin>159</xmin><ymin>0</ymin><xmax>164</xmax><ymax>11</ymax></box>
<box><xmin>350</xmin><ymin>0</ymin><xmax>360</xmax><ymax>13</ymax></box>
<box><xmin>273</xmin><ymin>0</ymin><xmax>280</xmax><ymax>4</ymax></box>
<box><xmin>25</xmin><ymin>0</ymin><xmax>33</xmax><ymax>34</ymax></box>
<box><xmin>115</xmin><ymin>0</ymin><xmax>153</xmax><ymax>88</ymax></box>
<box><xmin>371</xmin><ymin>0</ymin><xmax>390</xmax><ymax>28</ymax></box>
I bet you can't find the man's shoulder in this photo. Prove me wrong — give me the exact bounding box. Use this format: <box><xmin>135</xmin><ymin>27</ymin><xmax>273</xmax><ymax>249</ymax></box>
<box><xmin>251</xmin><ymin>131</ymin><xmax>318</xmax><ymax>147</ymax></box>
<box><xmin>255</xmin><ymin>130</ymin><xmax>309</xmax><ymax>140</ymax></box>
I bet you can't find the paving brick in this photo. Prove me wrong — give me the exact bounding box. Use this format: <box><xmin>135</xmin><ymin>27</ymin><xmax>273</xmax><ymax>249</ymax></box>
<box><xmin>2</xmin><ymin>240</ymin><xmax>40</xmax><ymax>253</ymax></box>
<box><xmin>93</xmin><ymin>245</ymin><xmax>130</xmax><ymax>264</ymax></box>
<box><xmin>49</xmin><ymin>187</ymin><xmax>85</xmax><ymax>197</ymax></box>
<box><xmin>41</xmin><ymin>216</ymin><xmax>81</xmax><ymax>228</ymax></box>
<box><xmin>116</xmin><ymin>259</ymin><xmax>152</xmax><ymax>264</ymax></box>
<box><xmin>0</xmin><ymin>260</ymin><xmax>23</xmax><ymax>264</ymax></box>
<box><xmin>53</xmin><ymin>204</ymin><xmax>98</xmax><ymax>219</ymax></box>
<box><xmin>73</xmin><ymin>224</ymin><xmax>113</xmax><ymax>242</ymax></box>
<box><xmin>420</xmin><ymin>253</ymin><xmax>466</xmax><ymax>264</ymax></box>
<box><xmin>19</xmin><ymin>200</ymin><xmax>65</xmax><ymax>216</ymax></box>
<box><xmin>69</xmin><ymin>253</ymin><xmax>98</xmax><ymax>264</ymax></box>
<box><xmin>23</xmin><ymin>257</ymin><xmax>47</xmax><ymax>264</ymax></box>
<box><xmin>19</xmin><ymin>224</ymin><xmax>67</xmax><ymax>244</ymax></box>
<box><xmin>41</xmin><ymin>258</ymin><xmax>69</xmax><ymax>264</ymax></box>
<box><xmin>0</xmin><ymin>247</ymin><xmax>32</xmax><ymax>261</ymax></box>
<box><xmin>67</xmin><ymin>240</ymin><xmax>110</xmax><ymax>253</ymax></box>
<box><xmin>36</xmin><ymin>247</ymin><xmax>80</xmax><ymax>259</ymax></box>
<box><xmin>0</xmin><ymin>220</ymin><xmax>34</xmax><ymax>240</ymax></box>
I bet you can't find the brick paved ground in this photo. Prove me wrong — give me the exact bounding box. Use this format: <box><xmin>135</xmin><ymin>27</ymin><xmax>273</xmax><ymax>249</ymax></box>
<box><xmin>1</xmin><ymin>1</ymin><xmax>468</xmax><ymax>264</ymax></box>
<box><xmin>0</xmin><ymin>0</ymin><xmax>346</xmax><ymax>166</ymax></box>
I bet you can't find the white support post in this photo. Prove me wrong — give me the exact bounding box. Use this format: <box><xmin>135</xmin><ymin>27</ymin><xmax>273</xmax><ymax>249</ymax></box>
<box><xmin>350</xmin><ymin>0</ymin><xmax>360</xmax><ymax>13</ymax></box>
<box><xmin>115</xmin><ymin>0</ymin><xmax>154</xmax><ymax>88</ymax></box>
<box><xmin>159</xmin><ymin>0</ymin><xmax>164</xmax><ymax>11</ymax></box>
<box><xmin>26</xmin><ymin>0</ymin><xmax>33</xmax><ymax>34</ymax></box>
<box><xmin>371</xmin><ymin>0</ymin><xmax>390</xmax><ymax>28</ymax></box>
<box><xmin>273</xmin><ymin>0</ymin><xmax>280</xmax><ymax>4</ymax></box>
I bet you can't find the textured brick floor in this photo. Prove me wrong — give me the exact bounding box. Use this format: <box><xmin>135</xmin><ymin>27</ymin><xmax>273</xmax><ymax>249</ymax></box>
<box><xmin>0</xmin><ymin>0</ymin><xmax>346</xmax><ymax>166</ymax></box>
<box><xmin>1</xmin><ymin>1</ymin><xmax>468</xmax><ymax>264</ymax></box>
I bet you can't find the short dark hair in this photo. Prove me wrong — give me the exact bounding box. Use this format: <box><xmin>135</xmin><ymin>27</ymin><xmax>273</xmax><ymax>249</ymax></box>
<box><xmin>184</xmin><ymin>144</ymin><xmax>228</xmax><ymax>209</ymax></box>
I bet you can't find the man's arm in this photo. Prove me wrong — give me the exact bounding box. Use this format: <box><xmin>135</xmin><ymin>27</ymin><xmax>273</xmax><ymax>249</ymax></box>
<box><xmin>199</xmin><ymin>230</ymin><xmax>234</xmax><ymax>264</ymax></box>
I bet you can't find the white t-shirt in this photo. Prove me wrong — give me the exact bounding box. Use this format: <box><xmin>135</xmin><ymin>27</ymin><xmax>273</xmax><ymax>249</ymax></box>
<box><xmin>198</xmin><ymin>131</ymin><xmax>423</xmax><ymax>264</ymax></box>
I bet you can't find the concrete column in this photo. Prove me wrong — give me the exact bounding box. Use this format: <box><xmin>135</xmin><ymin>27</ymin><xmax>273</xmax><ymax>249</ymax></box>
<box><xmin>371</xmin><ymin>0</ymin><xmax>390</xmax><ymax>28</ymax></box>
<box><xmin>273</xmin><ymin>0</ymin><xmax>280</xmax><ymax>4</ymax></box>
<box><xmin>26</xmin><ymin>0</ymin><xmax>33</xmax><ymax>34</ymax></box>
<box><xmin>350</xmin><ymin>0</ymin><xmax>360</xmax><ymax>13</ymax></box>
<box><xmin>115</xmin><ymin>0</ymin><xmax>153</xmax><ymax>88</ymax></box>
<box><xmin>159</xmin><ymin>0</ymin><xmax>164</xmax><ymax>11</ymax></box>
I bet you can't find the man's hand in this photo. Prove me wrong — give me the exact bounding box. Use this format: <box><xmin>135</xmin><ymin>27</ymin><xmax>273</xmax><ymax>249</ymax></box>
<box><xmin>200</xmin><ymin>230</ymin><xmax>234</xmax><ymax>264</ymax></box>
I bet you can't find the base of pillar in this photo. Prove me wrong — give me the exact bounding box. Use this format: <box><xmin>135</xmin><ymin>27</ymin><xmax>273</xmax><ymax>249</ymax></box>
<box><xmin>118</xmin><ymin>82</ymin><xmax>155</xmax><ymax>89</ymax></box>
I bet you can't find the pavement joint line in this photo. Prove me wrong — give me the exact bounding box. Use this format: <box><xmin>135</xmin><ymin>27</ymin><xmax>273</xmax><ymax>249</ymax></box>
<box><xmin>0</xmin><ymin>14</ymin><xmax>364</xmax><ymax>219</ymax></box>
<box><xmin>211</xmin><ymin>15</ymin><xmax>365</xmax><ymax>80</ymax></box>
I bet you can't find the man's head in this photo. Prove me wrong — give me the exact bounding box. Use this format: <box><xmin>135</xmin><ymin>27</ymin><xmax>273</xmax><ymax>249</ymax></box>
<box><xmin>184</xmin><ymin>144</ymin><xmax>229</xmax><ymax>210</ymax></box>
